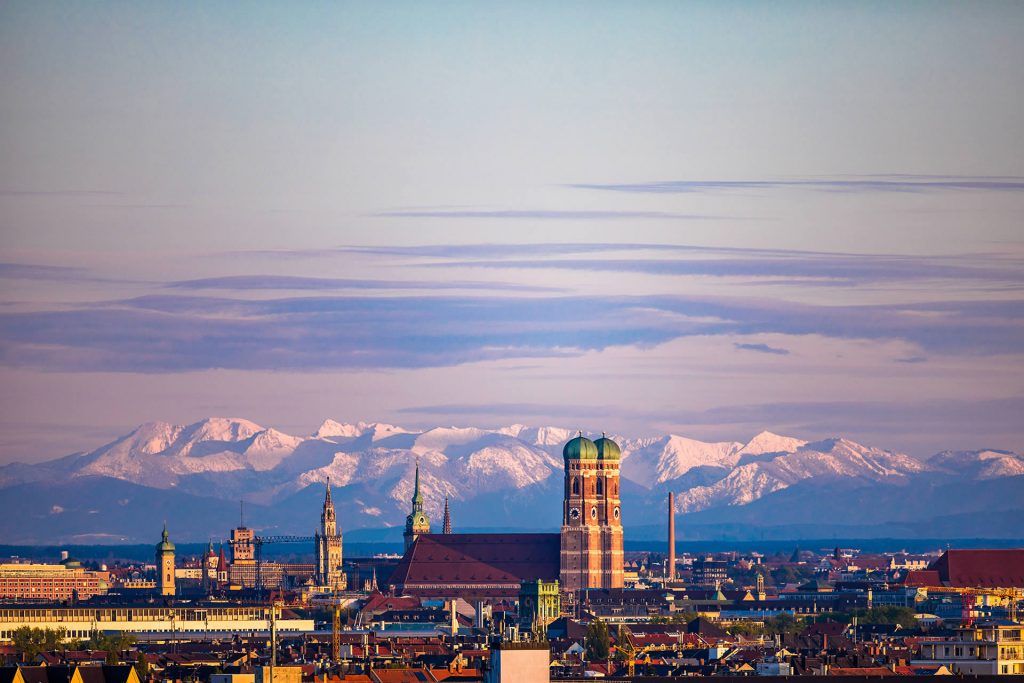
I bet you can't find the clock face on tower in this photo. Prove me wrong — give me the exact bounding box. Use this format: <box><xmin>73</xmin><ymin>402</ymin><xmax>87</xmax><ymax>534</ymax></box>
<box><xmin>569</xmin><ymin>507</ymin><xmax>581</xmax><ymax>521</ymax></box>
<box><xmin>591</xmin><ymin>506</ymin><xmax>598</xmax><ymax>519</ymax></box>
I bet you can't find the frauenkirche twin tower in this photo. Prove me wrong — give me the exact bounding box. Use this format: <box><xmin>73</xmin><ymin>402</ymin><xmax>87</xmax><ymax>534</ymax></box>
<box><xmin>559</xmin><ymin>433</ymin><xmax>625</xmax><ymax>590</ymax></box>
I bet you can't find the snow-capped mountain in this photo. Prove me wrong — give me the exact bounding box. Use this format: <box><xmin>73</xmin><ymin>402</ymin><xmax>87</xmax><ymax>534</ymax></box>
<box><xmin>928</xmin><ymin>449</ymin><xmax>1024</xmax><ymax>479</ymax></box>
<box><xmin>0</xmin><ymin>417</ymin><xmax>1021</xmax><ymax>543</ymax></box>
<box><xmin>672</xmin><ymin>437</ymin><xmax>925</xmax><ymax>513</ymax></box>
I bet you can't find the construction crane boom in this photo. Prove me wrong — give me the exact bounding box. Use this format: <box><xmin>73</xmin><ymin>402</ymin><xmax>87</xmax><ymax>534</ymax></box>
<box><xmin>253</xmin><ymin>535</ymin><xmax>315</xmax><ymax>594</ymax></box>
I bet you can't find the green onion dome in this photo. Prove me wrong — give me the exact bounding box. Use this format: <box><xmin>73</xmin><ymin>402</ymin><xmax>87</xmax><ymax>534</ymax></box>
<box><xmin>156</xmin><ymin>525</ymin><xmax>175</xmax><ymax>553</ymax></box>
<box><xmin>563</xmin><ymin>434</ymin><xmax>598</xmax><ymax>461</ymax></box>
<box><xmin>594</xmin><ymin>435</ymin><xmax>621</xmax><ymax>461</ymax></box>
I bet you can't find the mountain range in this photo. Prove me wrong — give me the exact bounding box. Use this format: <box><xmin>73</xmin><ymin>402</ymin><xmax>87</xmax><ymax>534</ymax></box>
<box><xmin>0</xmin><ymin>417</ymin><xmax>1021</xmax><ymax>545</ymax></box>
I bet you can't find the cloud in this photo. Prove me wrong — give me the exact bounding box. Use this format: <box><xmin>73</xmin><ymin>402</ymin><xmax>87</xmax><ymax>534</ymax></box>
<box><xmin>0</xmin><ymin>263</ymin><xmax>134</xmax><ymax>285</ymax></box>
<box><xmin>429</xmin><ymin>255</ymin><xmax>1024</xmax><ymax>287</ymax></box>
<box><xmin>569</xmin><ymin>175</ymin><xmax>1024</xmax><ymax>194</ymax></box>
<box><xmin>0</xmin><ymin>291</ymin><xmax>1021</xmax><ymax>373</ymax></box>
<box><xmin>165</xmin><ymin>275</ymin><xmax>559</xmax><ymax>293</ymax></box>
<box><xmin>735</xmin><ymin>342</ymin><xmax>790</xmax><ymax>355</ymax></box>
<box><xmin>374</xmin><ymin>209</ymin><xmax>726</xmax><ymax>220</ymax></box>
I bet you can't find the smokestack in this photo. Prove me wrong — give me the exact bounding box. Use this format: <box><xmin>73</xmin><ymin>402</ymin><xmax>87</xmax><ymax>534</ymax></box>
<box><xmin>667</xmin><ymin>492</ymin><xmax>675</xmax><ymax>582</ymax></box>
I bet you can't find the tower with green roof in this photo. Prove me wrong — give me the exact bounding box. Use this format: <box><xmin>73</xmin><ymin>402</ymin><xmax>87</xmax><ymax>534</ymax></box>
<box><xmin>560</xmin><ymin>431</ymin><xmax>624</xmax><ymax>591</ymax></box>
<box><xmin>403</xmin><ymin>458</ymin><xmax>431</xmax><ymax>551</ymax></box>
<box><xmin>155</xmin><ymin>523</ymin><xmax>176</xmax><ymax>597</ymax></box>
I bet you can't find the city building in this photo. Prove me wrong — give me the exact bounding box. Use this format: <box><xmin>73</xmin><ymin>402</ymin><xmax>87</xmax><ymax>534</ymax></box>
<box><xmin>559</xmin><ymin>433</ymin><xmax>624</xmax><ymax>591</ymax></box>
<box><xmin>692</xmin><ymin>558</ymin><xmax>728</xmax><ymax>587</ymax></box>
<box><xmin>315</xmin><ymin>479</ymin><xmax>346</xmax><ymax>590</ymax></box>
<box><xmin>518</xmin><ymin>580</ymin><xmax>560</xmax><ymax>635</ymax></box>
<box><xmin>0</xmin><ymin>603</ymin><xmax>314</xmax><ymax>640</ymax></box>
<box><xmin>0</xmin><ymin>561</ymin><xmax>109</xmax><ymax>602</ymax></box>
<box><xmin>403</xmin><ymin>460</ymin><xmax>431</xmax><ymax>551</ymax></box>
<box><xmin>229</xmin><ymin>525</ymin><xmax>255</xmax><ymax>565</ymax></box>
<box><xmin>913</xmin><ymin>621</ymin><xmax>1024</xmax><ymax>675</ymax></box>
<box><xmin>155</xmin><ymin>525</ymin><xmax>175</xmax><ymax>597</ymax></box>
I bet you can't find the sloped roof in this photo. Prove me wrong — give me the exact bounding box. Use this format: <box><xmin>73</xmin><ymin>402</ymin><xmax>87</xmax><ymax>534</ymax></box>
<box><xmin>902</xmin><ymin>570</ymin><xmax>942</xmax><ymax>587</ymax></box>
<box><xmin>388</xmin><ymin>533</ymin><xmax>559</xmax><ymax>599</ymax></box>
<box><xmin>929</xmin><ymin>549</ymin><xmax>1024</xmax><ymax>588</ymax></box>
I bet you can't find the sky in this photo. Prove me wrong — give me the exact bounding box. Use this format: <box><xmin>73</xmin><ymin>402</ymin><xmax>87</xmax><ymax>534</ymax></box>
<box><xmin>1</xmin><ymin>1</ymin><xmax>1023</xmax><ymax>463</ymax></box>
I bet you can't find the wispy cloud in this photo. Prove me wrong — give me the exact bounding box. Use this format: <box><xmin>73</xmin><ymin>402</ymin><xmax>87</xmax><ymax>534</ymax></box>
<box><xmin>429</xmin><ymin>255</ymin><xmax>1024</xmax><ymax>287</ymax></box>
<box><xmin>165</xmin><ymin>275</ymin><xmax>558</xmax><ymax>293</ymax></box>
<box><xmin>374</xmin><ymin>209</ymin><xmax>726</xmax><ymax>220</ymax></box>
<box><xmin>0</xmin><ymin>263</ymin><xmax>134</xmax><ymax>285</ymax></box>
<box><xmin>0</xmin><ymin>292</ymin><xmax>1020</xmax><ymax>373</ymax></box>
<box><xmin>570</xmin><ymin>175</ymin><xmax>1024</xmax><ymax>195</ymax></box>
<box><xmin>735</xmin><ymin>342</ymin><xmax>790</xmax><ymax>355</ymax></box>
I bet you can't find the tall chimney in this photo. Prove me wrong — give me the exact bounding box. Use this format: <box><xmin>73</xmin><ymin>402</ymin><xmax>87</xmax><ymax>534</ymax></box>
<box><xmin>667</xmin><ymin>492</ymin><xmax>676</xmax><ymax>582</ymax></box>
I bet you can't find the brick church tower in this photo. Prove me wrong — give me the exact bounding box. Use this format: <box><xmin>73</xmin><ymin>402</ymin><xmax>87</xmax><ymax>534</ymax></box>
<box><xmin>559</xmin><ymin>433</ymin><xmax>624</xmax><ymax>591</ymax></box>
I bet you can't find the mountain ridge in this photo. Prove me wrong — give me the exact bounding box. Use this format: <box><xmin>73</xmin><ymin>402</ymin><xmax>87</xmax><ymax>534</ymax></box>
<box><xmin>1</xmin><ymin>416</ymin><xmax>1021</xmax><ymax>544</ymax></box>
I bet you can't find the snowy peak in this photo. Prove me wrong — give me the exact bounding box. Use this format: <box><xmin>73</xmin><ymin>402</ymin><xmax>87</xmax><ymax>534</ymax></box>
<box><xmin>929</xmin><ymin>449</ymin><xmax>1024</xmax><ymax>479</ymax></box>
<box><xmin>620</xmin><ymin>434</ymin><xmax>741</xmax><ymax>488</ymax></box>
<box><xmin>314</xmin><ymin>419</ymin><xmax>363</xmax><ymax>440</ymax></box>
<box><xmin>738</xmin><ymin>430</ymin><xmax>807</xmax><ymax>455</ymax></box>
<box><xmin>176</xmin><ymin>417</ymin><xmax>264</xmax><ymax>453</ymax></box>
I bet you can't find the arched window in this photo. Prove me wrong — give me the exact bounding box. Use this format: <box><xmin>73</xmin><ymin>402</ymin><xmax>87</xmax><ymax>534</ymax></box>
<box><xmin>596</xmin><ymin>478</ymin><xmax>604</xmax><ymax>495</ymax></box>
<box><xmin>572</xmin><ymin>478</ymin><xmax>580</xmax><ymax>495</ymax></box>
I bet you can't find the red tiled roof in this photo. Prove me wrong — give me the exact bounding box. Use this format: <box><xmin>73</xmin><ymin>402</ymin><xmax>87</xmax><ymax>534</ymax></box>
<box><xmin>929</xmin><ymin>549</ymin><xmax>1024</xmax><ymax>588</ymax></box>
<box><xmin>902</xmin><ymin>570</ymin><xmax>941</xmax><ymax>587</ymax></box>
<box><xmin>388</xmin><ymin>533</ymin><xmax>559</xmax><ymax>598</ymax></box>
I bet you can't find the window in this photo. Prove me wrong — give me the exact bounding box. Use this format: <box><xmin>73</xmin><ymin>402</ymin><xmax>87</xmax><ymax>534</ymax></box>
<box><xmin>572</xmin><ymin>478</ymin><xmax>579</xmax><ymax>495</ymax></box>
<box><xmin>596</xmin><ymin>479</ymin><xmax>604</xmax><ymax>495</ymax></box>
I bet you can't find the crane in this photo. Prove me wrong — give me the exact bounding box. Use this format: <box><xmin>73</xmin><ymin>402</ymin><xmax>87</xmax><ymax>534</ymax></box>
<box><xmin>928</xmin><ymin>586</ymin><xmax>1022</xmax><ymax>625</ymax></box>
<box><xmin>616</xmin><ymin>624</ymin><xmax>664</xmax><ymax>678</ymax></box>
<box><xmin>253</xmin><ymin>535</ymin><xmax>315</xmax><ymax>594</ymax></box>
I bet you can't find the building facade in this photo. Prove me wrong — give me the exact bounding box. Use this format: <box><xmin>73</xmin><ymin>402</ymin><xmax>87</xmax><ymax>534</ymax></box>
<box><xmin>559</xmin><ymin>433</ymin><xmax>624</xmax><ymax>591</ymax></box>
<box><xmin>0</xmin><ymin>603</ymin><xmax>314</xmax><ymax>641</ymax></box>
<box><xmin>0</xmin><ymin>562</ymin><xmax>109</xmax><ymax>601</ymax></box>
<box><xmin>315</xmin><ymin>480</ymin><xmax>345</xmax><ymax>590</ymax></box>
<box><xmin>403</xmin><ymin>460</ymin><xmax>431</xmax><ymax>551</ymax></box>
<box><xmin>913</xmin><ymin>623</ymin><xmax>1024</xmax><ymax>675</ymax></box>
<box><xmin>155</xmin><ymin>525</ymin><xmax>175</xmax><ymax>597</ymax></box>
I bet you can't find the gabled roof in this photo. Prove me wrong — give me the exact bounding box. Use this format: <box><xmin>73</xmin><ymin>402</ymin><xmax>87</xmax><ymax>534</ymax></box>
<box><xmin>18</xmin><ymin>668</ymin><xmax>71</xmax><ymax>683</ymax></box>
<box><xmin>928</xmin><ymin>549</ymin><xmax>1024</xmax><ymax>588</ymax></box>
<box><xmin>388</xmin><ymin>533</ymin><xmax>559</xmax><ymax>598</ymax></box>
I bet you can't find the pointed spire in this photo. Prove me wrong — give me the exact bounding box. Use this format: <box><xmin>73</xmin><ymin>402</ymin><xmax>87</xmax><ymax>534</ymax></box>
<box><xmin>325</xmin><ymin>476</ymin><xmax>333</xmax><ymax>505</ymax></box>
<box><xmin>412</xmin><ymin>457</ymin><xmax>423</xmax><ymax>509</ymax></box>
<box><xmin>443</xmin><ymin>495</ymin><xmax>452</xmax><ymax>534</ymax></box>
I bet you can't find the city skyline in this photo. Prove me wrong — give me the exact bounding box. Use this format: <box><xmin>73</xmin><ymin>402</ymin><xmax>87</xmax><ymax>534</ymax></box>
<box><xmin>2</xmin><ymin>1</ymin><xmax>1024</xmax><ymax>465</ymax></box>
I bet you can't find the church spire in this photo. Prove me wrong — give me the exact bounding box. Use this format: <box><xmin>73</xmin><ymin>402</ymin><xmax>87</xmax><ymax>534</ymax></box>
<box><xmin>325</xmin><ymin>476</ymin><xmax>333</xmax><ymax>505</ymax></box>
<box><xmin>411</xmin><ymin>458</ymin><xmax>424</xmax><ymax>512</ymax></box>
<box><xmin>443</xmin><ymin>495</ymin><xmax>452</xmax><ymax>534</ymax></box>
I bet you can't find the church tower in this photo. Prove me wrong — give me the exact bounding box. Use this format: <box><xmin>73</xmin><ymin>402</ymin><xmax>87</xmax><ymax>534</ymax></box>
<box><xmin>315</xmin><ymin>479</ymin><xmax>346</xmax><ymax>590</ymax></box>
<box><xmin>442</xmin><ymin>495</ymin><xmax>452</xmax><ymax>534</ymax></box>
<box><xmin>403</xmin><ymin>459</ymin><xmax>431</xmax><ymax>551</ymax></box>
<box><xmin>560</xmin><ymin>433</ymin><xmax>624</xmax><ymax>591</ymax></box>
<box><xmin>155</xmin><ymin>524</ymin><xmax>176</xmax><ymax>597</ymax></box>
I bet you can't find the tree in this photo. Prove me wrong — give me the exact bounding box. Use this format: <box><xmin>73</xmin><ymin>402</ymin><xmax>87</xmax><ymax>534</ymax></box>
<box><xmin>585</xmin><ymin>619</ymin><xmax>610</xmax><ymax>661</ymax></box>
<box><xmin>12</xmin><ymin>626</ymin><xmax>68</xmax><ymax>661</ymax></box>
<box><xmin>135</xmin><ymin>651</ymin><xmax>150</xmax><ymax>681</ymax></box>
<box><xmin>89</xmin><ymin>631</ymin><xmax>136</xmax><ymax>665</ymax></box>
<box><xmin>764</xmin><ymin>613</ymin><xmax>802</xmax><ymax>635</ymax></box>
